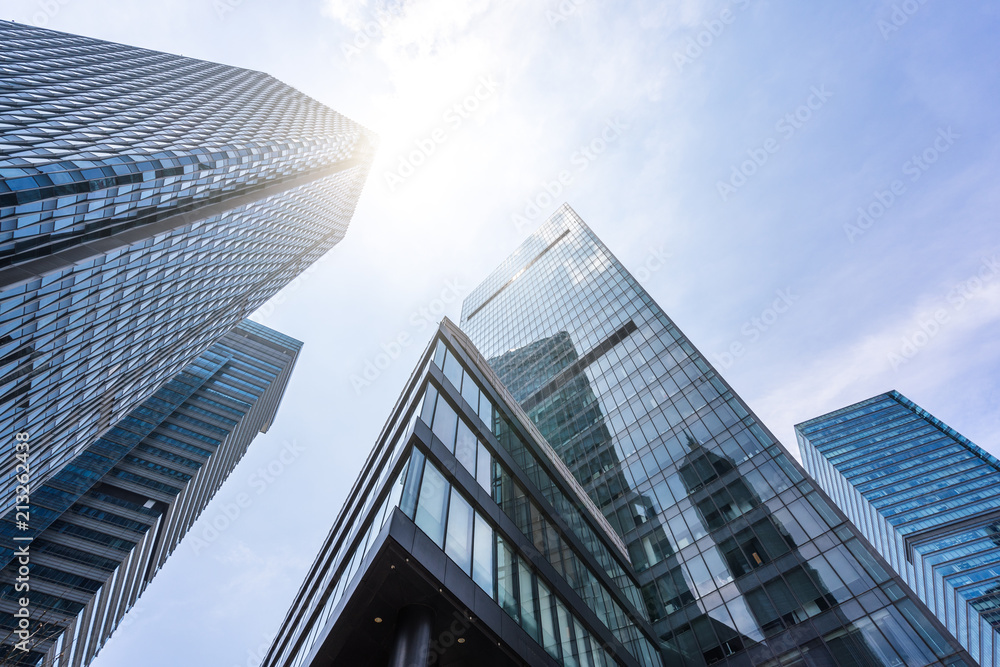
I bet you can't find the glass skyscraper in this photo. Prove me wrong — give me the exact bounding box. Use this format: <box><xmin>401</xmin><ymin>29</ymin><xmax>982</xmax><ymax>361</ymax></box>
<box><xmin>459</xmin><ymin>205</ymin><xmax>973</xmax><ymax>666</ymax></box>
<box><xmin>262</xmin><ymin>319</ymin><xmax>663</xmax><ymax>667</ymax></box>
<box><xmin>797</xmin><ymin>391</ymin><xmax>1000</xmax><ymax>667</ymax></box>
<box><xmin>0</xmin><ymin>319</ymin><xmax>302</xmax><ymax>666</ymax></box>
<box><xmin>0</xmin><ymin>21</ymin><xmax>374</xmax><ymax>512</ymax></box>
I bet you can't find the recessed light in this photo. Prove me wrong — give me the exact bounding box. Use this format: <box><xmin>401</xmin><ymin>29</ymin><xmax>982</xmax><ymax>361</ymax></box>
<box><xmin>457</xmin><ymin>638</ymin><xmax>466</xmax><ymax>644</ymax></box>
<box><xmin>374</xmin><ymin>617</ymin><xmax>383</xmax><ymax>624</ymax></box>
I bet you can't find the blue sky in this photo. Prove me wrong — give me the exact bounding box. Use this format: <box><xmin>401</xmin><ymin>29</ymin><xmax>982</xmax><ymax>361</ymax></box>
<box><xmin>5</xmin><ymin>0</ymin><xmax>999</xmax><ymax>665</ymax></box>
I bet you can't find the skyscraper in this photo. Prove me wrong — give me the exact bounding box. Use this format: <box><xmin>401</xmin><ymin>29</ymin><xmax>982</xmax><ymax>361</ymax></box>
<box><xmin>261</xmin><ymin>319</ymin><xmax>663</xmax><ymax>667</ymax></box>
<box><xmin>0</xmin><ymin>319</ymin><xmax>301</xmax><ymax>666</ymax></box>
<box><xmin>797</xmin><ymin>391</ymin><xmax>1000</xmax><ymax>667</ymax></box>
<box><xmin>459</xmin><ymin>205</ymin><xmax>973</xmax><ymax>665</ymax></box>
<box><xmin>0</xmin><ymin>21</ymin><xmax>374</xmax><ymax>511</ymax></box>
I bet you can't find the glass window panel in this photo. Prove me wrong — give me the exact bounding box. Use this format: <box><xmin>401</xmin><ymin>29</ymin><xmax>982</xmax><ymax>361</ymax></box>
<box><xmin>472</xmin><ymin>513</ymin><xmax>494</xmax><ymax>594</ymax></box>
<box><xmin>538</xmin><ymin>579</ymin><xmax>561</xmax><ymax>659</ymax></box>
<box><xmin>443</xmin><ymin>348</ymin><xmax>464</xmax><ymax>389</ymax></box>
<box><xmin>433</xmin><ymin>339</ymin><xmax>447</xmax><ymax>368</ymax></box>
<box><xmin>478</xmin><ymin>391</ymin><xmax>493</xmax><ymax>427</ymax></box>
<box><xmin>414</xmin><ymin>461</ymin><xmax>449</xmax><ymax>547</ymax></box>
<box><xmin>556</xmin><ymin>598</ymin><xmax>579</xmax><ymax>667</ymax></box>
<box><xmin>455</xmin><ymin>419</ymin><xmax>477</xmax><ymax>476</ymax></box>
<box><xmin>476</xmin><ymin>441</ymin><xmax>492</xmax><ymax>492</ymax></box>
<box><xmin>420</xmin><ymin>384</ymin><xmax>438</xmax><ymax>424</ymax></box>
<box><xmin>573</xmin><ymin>619</ymin><xmax>591</xmax><ymax>667</ymax></box>
<box><xmin>431</xmin><ymin>398</ymin><xmax>458</xmax><ymax>451</ymax></box>
<box><xmin>461</xmin><ymin>372</ymin><xmax>480</xmax><ymax>412</ymax></box>
<box><xmin>400</xmin><ymin>450</ymin><xmax>425</xmax><ymax>519</ymax></box>
<box><xmin>445</xmin><ymin>488</ymin><xmax>474</xmax><ymax>574</ymax></box>
<box><xmin>497</xmin><ymin>537</ymin><xmax>519</xmax><ymax>621</ymax></box>
<box><xmin>518</xmin><ymin>558</ymin><xmax>539</xmax><ymax>642</ymax></box>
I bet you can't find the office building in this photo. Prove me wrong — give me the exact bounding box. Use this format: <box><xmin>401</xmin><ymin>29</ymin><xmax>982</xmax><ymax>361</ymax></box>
<box><xmin>458</xmin><ymin>205</ymin><xmax>972</xmax><ymax>665</ymax></box>
<box><xmin>261</xmin><ymin>319</ymin><xmax>663</xmax><ymax>667</ymax></box>
<box><xmin>797</xmin><ymin>390</ymin><xmax>1000</xmax><ymax>666</ymax></box>
<box><xmin>0</xmin><ymin>21</ymin><xmax>374</xmax><ymax>511</ymax></box>
<box><xmin>0</xmin><ymin>319</ymin><xmax>301</xmax><ymax>666</ymax></box>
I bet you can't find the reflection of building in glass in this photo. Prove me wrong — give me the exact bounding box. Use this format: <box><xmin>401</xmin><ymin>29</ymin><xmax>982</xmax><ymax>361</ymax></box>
<box><xmin>0</xmin><ymin>21</ymin><xmax>374</xmax><ymax>513</ymax></box>
<box><xmin>0</xmin><ymin>320</ymin><xmax>301</xmax><ymax>666</ymax></box>
<box><xmin>261</xmin><ymin>319</ymin><xmax>664</xmax><ymax>667</ymax></box>
<box><xmin>798</xmin><ymin>390</ymin><xmax>1000</xmax><ymax>667</ymax></box>
<box><xmin>460</xmin><ymin>205</ymin><xmax>973</xmax><ymax>665</ymax></box>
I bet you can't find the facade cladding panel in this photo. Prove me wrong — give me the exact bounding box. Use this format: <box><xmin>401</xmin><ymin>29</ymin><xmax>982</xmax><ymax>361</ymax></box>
<box><xmin>797</xmin><ymin>391</ymin><xmax>1000</xmax><ymax>667</ymax></box>
<box><xmin>458</xmin><ymin>204</ymin><xmax>973</xmax><ymax>666</ymax></box>
<box><xmin>261</xmin><ymin>320</ymin><xmax>663</xmax><ymax>667</ymax></box>
<box><xmin>0</xmin><ymin>319</ymin><xmax>301</xmax><ymax>666</ymax></box>
<box><xmin>0</xmin><ymin>21</ymin><xmax>374</xmax><ymax>513</ymax></box>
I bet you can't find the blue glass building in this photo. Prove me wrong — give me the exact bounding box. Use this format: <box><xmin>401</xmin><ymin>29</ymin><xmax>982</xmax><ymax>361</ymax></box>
<box><xmin>0</xmin><ymin>319</ymin><xmax>302</xmax><ymax>666</ymax></box>
<box><xmin>262</xmin><ymin>319</ymin><xmax>663</xmax><ymax>667</ymax></box>
<box><xmin>797</xmin><ymin>390</ymin><xmax>1000</xmax><ymax>667</ymax></box>
<box><xmin>458</xmin><ymin>205</ymin><xmax>973</xmax><ymax>666</ymax></box>
<box><xmin>0</xmin><ymin>21</ymin><xmax>374</xmax><ymax>512</ymax></box>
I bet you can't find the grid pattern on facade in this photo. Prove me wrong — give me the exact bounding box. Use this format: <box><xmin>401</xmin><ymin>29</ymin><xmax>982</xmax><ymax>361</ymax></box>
<box><xmin>460</xmin><ymin>205</ymin><xmax>973</xmax><ymax>666</ymax></box>
<box><xmin>0</xmin><ymin>319</ymin><xmax>300</xmax><ymax>667</ymax></box>
<box><xmin>0</xmin><ymin>21</ymin><xmax>374</xmax><ymax>513</ymax></box>
<box><xmin>797</xmin><ymin>391</ymin><xmax>1000</xmax><ymax>667</ymax></box>
<box><xmin>262</xmin><ymin>324</ymin><xmax>662</xmax><ymax>667</ymax></box>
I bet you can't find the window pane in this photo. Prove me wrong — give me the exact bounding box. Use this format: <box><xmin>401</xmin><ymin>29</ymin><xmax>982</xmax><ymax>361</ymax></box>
<box><xmin>400</xmin><ymin>450</ymin><xmax>425</xmax><ymax>519</ymax></box>
<box><xmin>419</xmin><ymin>384</ymin><xmax>438</xmax><ymax>424</ymax></box>
<box><xmin>537</xmin><ymin>579</ymin><xmax>560</xmax><ymax>659</ymax></box>
<box><xmin>472</xmin><ymin>513</ymin><xmax>493</xmax><ymax>594</ymax></box>
<box><xmin>556</xmin><ymin>599</ymin><xmax>579</xmax><ymax>667</ymax></box>
<box><xmin>445</xmin><ymin>488</ymin><xmax>474</xmax><ymax>574</ymax></box>
<box><xmin>431</xmin><ymin>398</ymin><xmax>458</xmax><ymax>451</ymax></box>
<box><xmin>478</xmin><ymin>391</ymin><xmax>493</xmax><ymax>428</ymax></box>
<box><xmin>455</xmin><ymin>419</ymin><xmax>477</xmax><ymax>476</ymax></box>
<box><xmin>476</xmin><ymin>441</ymin><xmax>492</xmax><ymax>492</ymax></box>
<box><xmin>497</xmin><ymin>537</ymin><xmax>519</xmax><ymax>621</ymax></box>
<box><xmin>518</xmin><ymin>558</ymin><xmax>539</xmax><ymax>641</ymax></box>
<box><xmin>443</xmin><ymin>348</ymin><xmax>463</xmax><ymax>389</ymax></box>
<box><xmin>433</xmin><ymin>339</ymin><xmax>447</xmax><ymax>368</ymax></box>
<box><xmin>414</xmin><ymin>461</ymin><xmax>448</xmax><ymax>547</ymax></box>
<box><xmin>461</xmin><ymin>372</ymin><xmax>480</xmax><ymax>412</ymax></box>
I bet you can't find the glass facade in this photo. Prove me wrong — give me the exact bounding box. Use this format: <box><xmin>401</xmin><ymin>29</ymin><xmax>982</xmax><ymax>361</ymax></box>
<box><xmin>0</xmin><ymin>319</ymin><xmax>301</xmax><ymax>666</ymax></box>
<box><xmin>798</xmin><ymin>390</ymin><xmax>1000</xmax><ymax>666</ymax></box>
<box><xmin>263</xmin><ymin>322</ymin><xmax>662</xmax><ymax>667</ymax></box>
<box><xmin>0</xmin><ymin>21</ymin><xmax>374</xmax><ymax>514</ymax></box>
<box><xmin>459</xmin><ymin>205</ymin><xmax>972</xmax><ymax>666</ymax></box>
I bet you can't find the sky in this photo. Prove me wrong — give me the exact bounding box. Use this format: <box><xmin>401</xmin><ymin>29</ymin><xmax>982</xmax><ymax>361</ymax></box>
<box><xmin>4</xmin><ymin>0</ymin><xmax>999</xmax><ymax>665</ymax></box>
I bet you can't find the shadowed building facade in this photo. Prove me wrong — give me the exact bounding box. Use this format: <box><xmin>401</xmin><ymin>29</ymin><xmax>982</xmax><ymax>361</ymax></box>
<box><xmin>458</xmin><ymin>205</ymin><xmax>973</xmax><ymax>666</ymax></box>
<box><xmin>798</xmin><ymin>391</ymin><xmax>1000</xmax><ymax>667</ymax></box>
<box><xmin>261</xmin><ymin>319</ymin><xmax>663</xmax><ymax>667</ymax></box>
<box><xmin>0</xmin><ymin>320</ymin><xmax>301</xmax><ymax>666</ymax></box>
<box><xmin>0</xmin><ymin>21</ymin><xmax>374</xmax><ymax>512</ymax></box>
